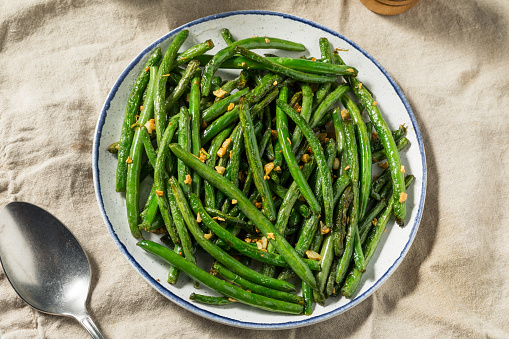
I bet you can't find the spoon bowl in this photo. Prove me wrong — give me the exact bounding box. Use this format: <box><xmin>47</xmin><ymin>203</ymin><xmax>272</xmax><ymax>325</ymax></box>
<box><xmin>0</xmin><ymin>202</ymin><xmax>104</xmax><ymax>339</ymax></box>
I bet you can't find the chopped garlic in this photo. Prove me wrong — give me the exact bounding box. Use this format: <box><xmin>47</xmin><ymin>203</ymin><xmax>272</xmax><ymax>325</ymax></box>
<box><xmin>155</xmin><ymin>190</ymin><xmax>164</xmax><ymax>197</ymax></box>
<box><xmin>305</xmin><ymin>250</ymin><xmax>322</xmax><ymax>261</ymax></box>
<box><xmin>184</xmin><ymin>174</ymin><xmax>192</xmax><ymax>185</ymax></box>
<box><xmin>144</xmin><ymin>119</ymin><xmax>155</xmax><ymax>134</ymax></box>
<box><xmin>399</xmin><ymin>192</ymin><xmax>408</xmax><ymax>203</ymax></box>
<box><xmin>264</xmin><ymin>162</ymin><xmax>274</xmax><ymax>176</ymax></box>
<box><xmin>215</xmin><ymin>166</ymin><xmax>226</xmax><ymax>175</ymax></box>
<box><xmin>213</xmin><ymin>88</ymin><xmax>227</xmax><ymax>98</ymax></box>
<box><xmin>333</xmin><ymin>158</ymin><xmax>340</xmax><ymax>170</ymax></box>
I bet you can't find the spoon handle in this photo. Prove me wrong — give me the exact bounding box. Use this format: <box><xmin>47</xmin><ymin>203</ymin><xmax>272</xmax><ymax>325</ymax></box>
<box><xmin>76</xmin><ymin>312</ymin><xmax>106</xmax><ymax>339</ymax></box>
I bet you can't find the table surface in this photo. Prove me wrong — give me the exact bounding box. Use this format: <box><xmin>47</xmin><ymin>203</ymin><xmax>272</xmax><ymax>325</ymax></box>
<box><xmin>1</xmin><ymin>1</ymin><xmax>508</xmax><ymax>338</ymax></box>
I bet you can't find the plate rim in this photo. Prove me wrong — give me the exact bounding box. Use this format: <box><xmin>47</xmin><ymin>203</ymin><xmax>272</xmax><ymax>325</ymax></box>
<box><xmin>92</xmin><ymin>9</ymin><xmax>427</xmax><ymax>330</ymax></box>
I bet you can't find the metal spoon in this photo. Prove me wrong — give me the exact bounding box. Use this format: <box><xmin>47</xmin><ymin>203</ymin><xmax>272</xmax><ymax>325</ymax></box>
<box><xmin>0</xmin><ymin>202</ymin><xmax>105</xmax><ymax>339</ymax></box>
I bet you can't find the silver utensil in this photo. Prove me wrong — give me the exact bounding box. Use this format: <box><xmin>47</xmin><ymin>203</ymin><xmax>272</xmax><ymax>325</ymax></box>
<box><xmin>0</xmin><ymin>202</ymin><xmax>105</xmax><ymax>339</ymax></box>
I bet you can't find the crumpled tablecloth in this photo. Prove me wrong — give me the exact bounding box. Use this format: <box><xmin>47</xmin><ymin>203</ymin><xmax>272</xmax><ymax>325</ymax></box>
<box><xmin>1</xmin><ymin>1</ymin><xmax>508</xmax><ymax>338</ymax></box>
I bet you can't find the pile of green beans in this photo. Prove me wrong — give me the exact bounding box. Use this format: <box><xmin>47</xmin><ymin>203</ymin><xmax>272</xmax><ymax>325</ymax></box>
<box><xmin>112</xmin><ymin>29</ymin><xmax>414</xmax><ymax>315</ymax></box>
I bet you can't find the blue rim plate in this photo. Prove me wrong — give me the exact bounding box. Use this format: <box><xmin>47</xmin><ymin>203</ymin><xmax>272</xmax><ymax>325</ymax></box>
<box><xmin>93</xmin><ymin>10</ymin><xmax>426</xmax><ymax>329</ymax></box>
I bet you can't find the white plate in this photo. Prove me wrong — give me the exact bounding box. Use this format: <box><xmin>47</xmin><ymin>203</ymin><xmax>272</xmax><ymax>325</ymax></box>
<box><xmin>93</xmin><ymin>10</ymin><xmax>426</xmax><ymax>329</ymax></box>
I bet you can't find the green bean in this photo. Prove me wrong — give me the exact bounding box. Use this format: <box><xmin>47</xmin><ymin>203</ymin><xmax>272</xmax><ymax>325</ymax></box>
<box><xmin>334</xmin><ymin>120</ymin><xmax>363</xmax><ymax>282</ymax></box>
<box><xmin>309</xmin><ymin>84</ymin><xmax>349</xmax><ymax>129</ymax></box>
<box><xmin>312</xmin><ymin>233</ymin><xmax>335</xmax><ymax>304</ymax></box>
<box><xmin>353</xmin><ymin>224</ymin><xmax>366</xmax><ymax>272</ymax></box>
<box><xmin>220</xmin><ymin>28</ymin><xmax>236</xmax><ymax>45</ymax></box>
<box><xmin>276</xmin><ymin>88</ymin><xmax>321</xmax><ymax>215</ymax></box>
<box><xmin>138</xmin><ymin>128</ymin><xmax>156</xmax><ymax>168</ymax></box>
<box><xmin>314</xmin><ymin>138</ymin><xmax>337</xmax><ymax>209</ymax></box>
<box><xmin>333</xmin><ymin>186</ymin><xmax>353</xmax><ymax>257</ymax></box>
<box><xmin>189</xmin><ymin>72</ymin><xmax>202</xmax><ymax>196</ymax></box>
<box><xmin>267</xmin><ymin>182</ymin><xmax>312</xmax><ymax>218</ymax></box>
<box><xmin>258</xmin><ymin>128</ymin><xmax>272</xmax><ymax>160</ymax></box>
<box><xmin>137</xmin><ymin>240</ymin><xmax>303</xmax><ymax>314</ymax></box>
<box><xmin>139</xmin><ymin>190</ymin><xmax>158</xmax><ymax>231</ymax></box>
<box><xmin>315</xmin><ymin>112</ymin><xmax>333</xmax><ymax>128</ymax></box>
<box><xmin>204</xmin><ymin>207</ymin><xmax>255</xmax><ymax>234</ymax></box>
<box><xmin>166</xmin><ymin>180</ymin><xmax>195</xmax><ymax>267</ymax></box>
<box><xmin>189</xmin><ymin>293</ymin><xmax>233</xmax><ymax>305</ymax></box>
<box><xmin>177</xmin><ymin>106</ymin><xmax>191</xmax><ymax>194</ymax></box>
<box><xmin>194</xmin><ymin>54</ymin><xmax>358</xmax><ymax>76</ymax></box>
<box><xmin>168</xmin><ymin>181</ymin><xmax>297</xmax><ymax>292</ymax></box>
<box><xmin>333</xmin><ymin>174</ymin><xmax>351</xmax><ymax>207</ymax></box>
<box><xmin>371</xmin><ymin>168</ymin><xmax>391</xmax><ymax>200</ymax></box>
<box><xmin>343</xmin><ymin>120</ymin><xmax>365</xmax><ymax>272</ymax></box>
<box><xmin>154</xmin><ymin>30</ymin><xmax>189</xmax><ymax>147</ymax></box>
<box><xmin>126</xmin><ymin>66</ymin><xmax>158</xmax><ymax>238</ymax></box>
<box><xmin>140</xmin><ymin>213</ymin><xmax>164</xmax><ymax>232</ymax></box>
<box><xmin>291</xmin><ymin>83</ymin><xmax>313</xmax><ymax>153</ymax></box>
<box><xmin>371</xmin><ymin>124</ymin><xmax>407</xmax><ymax>153</ymax></box>
<box><xmin>221</xmin><ymin>125</ymin><xmax>244</xmax><ymax>214</ymax></box>
<box><xmin>167</xmin><ymin>243</ymin><xmax>182</xmax><ymax>284</ymax></box>
<box><xmin>289</xmin><ymin>91</ymin><xmax>303</xmax><ymax>108</ymax></box>
<box><xmin>139</xmin><ymin>159</ymin><xmax>153</xmax><ymax>183</ymax></box>
<box><xmin>202</xmin><ymin>88</ymin><xmax>250</xmax><ymax>123</ymax></box>
<box><xmin>176</xmin><ymin>39</ymin><xmax>214</xmax><ymax>66</ymax></box>
<box><xmin>341</xmin><ymin>93</ymin><xmax>372</xmax><ymax>218</ymax></box>
<box><xmin>239</xmin><ymin>100</ymin><xmax>277</xmax><ymax>221</ymax></box>
<box><xmin>359</xmin><ymin>199</ymin><xmax>387</xmax><ymax>244</ymax></box>
<box><xmin>332</xmin><ymin>108</ymin><xmax>347</xmax><ymax>174</ymax></box>
<box><xmin>341</xmin><ymin>175</ymin><xmax>415</xmax><ymax>297</ymax></box>
<box><xmin>204</xmin><ymin>127</ymin><xmax>234</xmax><ymax>208</ymax></box>
<box><xmin>310</xmin><ymin>38</ymin><xmax>334</xmax><ymax>113</ymax></box>
<box><xmin>302</xmin><ymin>282</ymin><xmax>313</xmax><ymax>315</ymax></box>
<box><xmin>237</xmin><ymin>70</ymin><xmax>250</xmax><ymax>89</ymax></box>
<box><xmin>165</xmin><ymin>60</ymin><xmax>200</xmax><ymax>111</ymax></box>
<box><xmin>371</xmin><ymin>137</ymin><xmax>410</xmax><ymax>163</ymax></box>
<box><xmin>154</xmin><ymin>115</ymin><xmax>180</xmax><ymax>244</ymax></box>
<box><xmin>325</xmin><ymin>257</ymin><xmax>339</xmax><ymax>297</ymax></box>
<box><xmin>201</xmin><ymin>37</ymin><xmax>305</xmax><ymax>96</ymax></box>
<box><xmin>319</xmin><ymin>37</ymin><xmax>333</xmax><ymax>63</ymax></box>
<box><xmin>234</xmin><ymin>46</ymin><xmax>337</xmax><ymax>84</ymax></box>
<box><xmin>116</xmin><ymin>48</ymin><xmax>162</xmax><ymax>192</ymax></box>
<box><xmin>276</xmin><ymin>100</ymin><xmax>333</xmax><ymax>229</ymax></box>
<box><xmin>349</xmin><ymin>75</ymin><xmax>407</xmax><ymax>226</ymax></box>
<box><xmin>212</xmin><ymin>262</ymin><xmax>304</xmax><ymax>304</ymax></box>
<box><xmin>201</xmin><ymin>74</ymin><xmax>283</xmax><ymax>145</ymax></box>
<box><xmin>108</xmin><ymin>141</ymin><xmax>120</xmax><ymax>154</ymax></box>
<box><xmin>213</xmin><ymin>76</ymin><xmax>243</xmax><ymax>103</ymax></box>
<box><xmin>295</xmin><ymin>213</ymin><xmax>321</xmax><ymax>256</ymax></box>
<box><xmin>169</xmin><ymin>143</ymin><xmax>318</xmax><ymax>290</ymax></box>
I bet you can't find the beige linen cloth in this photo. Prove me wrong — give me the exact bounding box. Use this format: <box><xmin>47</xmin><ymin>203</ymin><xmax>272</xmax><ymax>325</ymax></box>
<box><xmin>1</xmin><ymin>0</ymin><xmax>508</xmax><ymax>338</ymax></box>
